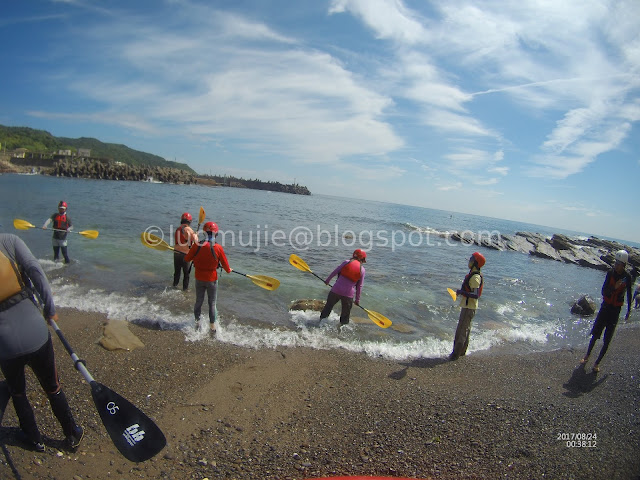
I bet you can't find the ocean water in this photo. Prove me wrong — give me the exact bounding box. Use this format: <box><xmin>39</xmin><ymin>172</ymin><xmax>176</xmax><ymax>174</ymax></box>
<box><xmin>2</xmin><ymin>174</ymin><xmax>637</xmax><ymax>360</ymax></box>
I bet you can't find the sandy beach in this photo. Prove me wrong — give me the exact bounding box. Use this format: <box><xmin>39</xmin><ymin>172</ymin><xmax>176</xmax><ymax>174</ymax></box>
<box><xmin>1</xmin><ymin>307</ymin><xmax>639</xmax><ymax>480</ymax></box>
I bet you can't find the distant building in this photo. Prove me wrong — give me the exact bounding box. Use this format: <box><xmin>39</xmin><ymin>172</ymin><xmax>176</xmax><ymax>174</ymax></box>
<box><xmin>58</xmin><ymin>149</ymin><xmax>72</xmax><ymax>156</ymax></box>
<box><xmin>78</xmin><ymin>148</ymin><xmax>91</xmax><ymax>157</ymax></box>
<box><xmin>14</xmin><ymin>148</ymin><xmax>28</xmax><ymax>158</ymax></box>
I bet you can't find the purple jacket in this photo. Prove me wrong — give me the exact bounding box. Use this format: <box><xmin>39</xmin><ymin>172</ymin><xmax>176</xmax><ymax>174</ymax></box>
<box><xmin>325</xmin><ymin>260</ymin><xmax>365</xmax><ymax>303</ymax></box>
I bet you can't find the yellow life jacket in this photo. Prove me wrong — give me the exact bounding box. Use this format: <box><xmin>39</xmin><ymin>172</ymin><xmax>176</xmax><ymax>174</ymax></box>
<box><xmin>0</xmin><ymin>249</ymin><xmax>25</xmax><ymax>303</ymax></box>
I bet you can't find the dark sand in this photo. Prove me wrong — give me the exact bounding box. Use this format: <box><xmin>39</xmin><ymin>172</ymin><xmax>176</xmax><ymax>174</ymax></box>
<box><xmin>1</xmin><ymin>308</ymin><xmax>639</xmax><ymax>480</ymax></box>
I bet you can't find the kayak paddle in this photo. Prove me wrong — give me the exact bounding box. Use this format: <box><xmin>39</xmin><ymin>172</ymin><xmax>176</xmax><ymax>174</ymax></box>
<box><xmin>447</xmin><ymin>288</ymin><xmax>457</xmax><ymax>301</ymax></box>
<box><xmin>140</xmin><ymin>232</ymin><xmax>280</xmax><ymax>291</ymax></box>
<box><xmin>196</xmin><ymin>206</ymin><xmax>205</xmax><ymax>233</ymax></box>
<box><xmin>232</xmin><ymin>271</ymin><xmax>280</xmax><ymax>291</ymax></box>
<box><xmin>14</xmin><ymin>218</ymin><xmax>99</xmax><ymax>239</ymax></box>
<box><xmin>288</xmin><ymin>253</ymin><xmax>392</xmax><ymax>329</ymax></box>
<box><xmin>49</xmin><ymin>318</ymin><xmax>166</xmax><ymax>462</ymax></box>
<box><xmin>140</xmin><ymin>232</ymin><xmax>173</xmax><ymax>252</ymax></box>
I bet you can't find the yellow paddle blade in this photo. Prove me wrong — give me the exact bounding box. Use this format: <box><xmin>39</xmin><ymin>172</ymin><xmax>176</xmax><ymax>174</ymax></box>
<box><xmin>362</xmin><ymin>307</ymin><xmax>392</xmax><ymax>328</ymax></box>
<box><xmin>78</xmin><ymin>230</ymin><xmax>99</xmax><ymax>239</ymax></box>
<box><xmin>447</xmin><ymin>288</ymin><xmax>457</xmax><ymax>302</ymax></box>
<box><xmin>13</xmin><ymin>219</ymin><xmax>35</xmax><ymax>230</ymax></box>
<box><xmin>246</xmin><ymin>274</ymin><xmax>280</xmax><ymax>291</ymax></box>
<box><xmin>140</xmin><ymin>232</ymin><xmax>173</xmax><ymax>251</ymax></box>
<box><xmin>198</xmin><ymin>206</ymin><xmax>206</xmax><ymax>224</ymax></box>
<box><xmin>289</xmin><ymin>254</ymin><xmax>312</xmax><ymax>273</ymax></box>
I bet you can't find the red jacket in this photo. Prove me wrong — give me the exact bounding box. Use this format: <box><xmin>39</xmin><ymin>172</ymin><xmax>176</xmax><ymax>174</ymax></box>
<box><xmin>184</xmin><ymin>241</ymin><xmax>231</xmax><ymax>282</ymax></box>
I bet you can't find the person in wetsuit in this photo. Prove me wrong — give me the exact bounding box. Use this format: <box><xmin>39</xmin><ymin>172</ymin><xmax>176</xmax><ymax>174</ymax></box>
<box><xmin>581</xmin><ymin>249</ymin><xmax>632</xmax><ymax>372</ymax></box>
<box><xmin>450</xmin><ymin>251</ymin><xmax>485</xmax><ymax>361</ymax></box>
<box><xmin>319</xmin><ymin>249</ymin><xmax>367</xmax><ymax>331</ymax></box>
<box><xmin>173</xmin><ymin>212</ymin><xmax>198</xmax><ymax>290</ymax></box>
<box><xmin>184</xmin><ymin>222</ymin><xmax>232</xmax><ymax>332</ymax></box>
<box><xmin>0</xmin><ymin>233</ymin><xmax>83</xmax><ymax>452</ymax></box>
<box><xmin>42</xmin><ymin>200</ymin><xmax>72</xmax><ymax>263</ymax></box>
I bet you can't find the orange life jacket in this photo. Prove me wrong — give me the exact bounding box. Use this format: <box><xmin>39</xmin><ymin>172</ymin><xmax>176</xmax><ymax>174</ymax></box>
<box><xmin>0</xmin><ymin>248</ymin><xmax>26</xmax><ymax>304</ymax></box>
<box><xmin>53</xmin><ymin>213</ymin><xmax>69</xmax><ymax>230</ymax></box>
<box><xmin>603</xmin><ymin>270</ymin><xmax>630</xmax><ymax>307</ymax></box>
<box><xmin>340</xmin><ymin>259</ymin><xmax>362</xmax><ymax>282</ymax></box>
<box><xmin>174</xmin><ymin>224</ymin><xmax>194</xmax><ymax>253</ymax></box>
<box><xmin>461</xmin><ymin>271</ymin><xmax>483</xmax><ymax>298</ymax></box>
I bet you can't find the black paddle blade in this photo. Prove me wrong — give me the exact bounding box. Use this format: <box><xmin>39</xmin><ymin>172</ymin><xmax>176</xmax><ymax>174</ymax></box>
<box><xmin>90</xmin><ymin>382</ymin><xmax>166</xmax><ymax>462</ymax></box>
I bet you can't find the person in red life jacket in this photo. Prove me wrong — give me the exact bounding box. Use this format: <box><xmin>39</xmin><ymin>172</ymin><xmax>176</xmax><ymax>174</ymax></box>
<box><xmin>42</xmin><ymin>201</ymin><xmax>72</xmax><ymax>263</ymax></box>
<box><xmin>173</xmin><ymin>212</ymin><xmax>198</xmax><ymax>290</ymax></box>
<box><xmin>319</xmin><ymin>249</ymin><xmax>367</xmax><ymax>331</ymax></box>
<box><xmin>0</xmin><ymin>233</ymin><xmax>84</xmax><ymax>452</ymax></box>
<box><xmin>450</xmin><ymin>251</ymin><xmax>485</xmax><ymax>361</ymax></box>
<box><xmin>581</xmin><ymin>250</ymin><xmax>632</xmax><ymax>372</ymax></box>
<box><xmin>184</xmin><ymin>221</ymin><xmax>232</xmax><ymax>332</ymax></box>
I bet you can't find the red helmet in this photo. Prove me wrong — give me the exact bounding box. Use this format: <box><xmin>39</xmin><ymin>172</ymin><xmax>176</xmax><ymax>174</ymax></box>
<box><xmin>203</xmin><ymin>222</ymin><xmax>219</xmax><ymax>234</ymax></box>
<box><xmin>470</xmin><ymin>252</ymin><xmax>486</xmax><ymax>268</ymax></box>
<box><xmin>58</xmin><ymin>201</ymin><xmax>67</xmax><ymax>210</ymax></box>
<box><xmin>181</xmin><ymin>212</ymin><xmax>192</xmax><ymax>222</ymax></box>
<box><xmin>353</xmin><ymin>249</ymin><xmax>367</xmax><ymax>263</ymax></box>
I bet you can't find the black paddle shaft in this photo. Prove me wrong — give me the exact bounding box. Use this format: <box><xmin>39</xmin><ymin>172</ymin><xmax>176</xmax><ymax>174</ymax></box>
<box><xmin>50</xmin><ymin>319</ymin><xmax>166</xmax><ymax>462</ymax></box>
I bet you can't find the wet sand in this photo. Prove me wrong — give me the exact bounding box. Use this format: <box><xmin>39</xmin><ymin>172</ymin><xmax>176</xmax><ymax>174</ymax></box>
<box><xmin>0</xmin><ymin>307</ymin><xmax>639</xmax><ymax>479</ymax></box>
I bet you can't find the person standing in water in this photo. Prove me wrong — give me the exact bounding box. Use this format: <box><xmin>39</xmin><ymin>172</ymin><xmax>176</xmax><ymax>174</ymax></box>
<box><xmin>0</xmin><ymin>233</ymin><xmax>83</xmax><ymax>452</ymax></box>
<box><xmin>450</xmin><ymin>251</ymin><xmax>485</xmax><ymax>361</ymax></box>
<box><xmin>319</xmin><ymin>249</ymin><xmax>367</xmax><ymax>331</ymax></box>
<box><xmin>173</xmin><ymin>212</ymin><xmax>198</xmax><ymax>290</ymax></box>
<box><xmin>42</xmin><ymin>200</ymin><xmax>72</xmax><ymax>263</ymax></box>
<box><xmin>581</xmin><ymin>250</ymin><xmax>632</xmax><ymax>372</ymax></box>
<box><xmin>184</xmin><ymin>222</ymin><xmax>232</xmax><ymax>332</ymax></box>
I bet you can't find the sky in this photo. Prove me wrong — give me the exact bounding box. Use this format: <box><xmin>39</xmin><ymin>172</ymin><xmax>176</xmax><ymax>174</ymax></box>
<box><xmin>1</xmin><ymin>0</ymin><xmax>639</xmax><ymax>243</ymax></box>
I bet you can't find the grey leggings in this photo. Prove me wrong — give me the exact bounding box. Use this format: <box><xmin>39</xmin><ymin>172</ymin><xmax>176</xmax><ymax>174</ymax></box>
<box><xmin>194</xmin><ymin>279</ymin><xmax>218</xmax><ymax>323</ymax></box>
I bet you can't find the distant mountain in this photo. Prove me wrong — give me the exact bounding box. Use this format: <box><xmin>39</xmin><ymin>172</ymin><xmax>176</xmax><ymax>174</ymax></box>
<box><xmin>0</xmin><ymin>124</ymin><xmax>195</xmax><ymax>173</ymax></box>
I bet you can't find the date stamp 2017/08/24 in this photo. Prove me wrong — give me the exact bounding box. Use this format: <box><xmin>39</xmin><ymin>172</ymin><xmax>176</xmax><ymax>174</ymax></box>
<box><xmin>557</xmin><ymin>432</ymin><xmax>597</xmax><ymax>448</ymax></box>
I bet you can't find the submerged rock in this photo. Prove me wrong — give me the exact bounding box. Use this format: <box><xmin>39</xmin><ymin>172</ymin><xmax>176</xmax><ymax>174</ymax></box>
<box><xmin>290</xmin><ymin>299</ymin><xmax>325</xmax><ymax>311</ymax></box>
<box><xmin>571</xmin><ymin>295</ymin><xmax>597</xmax><ymax>316</ymax></box>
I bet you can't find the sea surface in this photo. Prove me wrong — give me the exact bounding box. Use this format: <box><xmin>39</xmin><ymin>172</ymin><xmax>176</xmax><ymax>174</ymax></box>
<box><xmin>2</xmin><ymin>174</ymin><xmax>638</xmax><ymax>360</ymax></box>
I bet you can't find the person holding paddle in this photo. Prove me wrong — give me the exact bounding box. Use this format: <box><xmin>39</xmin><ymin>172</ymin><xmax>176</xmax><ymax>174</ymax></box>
<box><xmin>42</xmin><ymin>200</ymin><xmax>72</xmax><ymax>263</ymax></box>
<box><xmin>184</xmin><ymin>221</ymin><xmax>232</xmax><ymax>332</ymax></box>
<box><xmin>173</xmin><ymin>212</ymin><xmax>198</xmax><ymax>290</ymax></box>
<box><xmin>0</xmin><ymin>233</ymin><xmax>83</xmax><ymax>452</ymax></box>
<box><xmin>319</xmin><ymin>249</ymin><xmax>367</xmax><ymax>331</ymax></box>
<box><xmin>450</xmin><ymin>251</ymin><xmax>485</xmax><ymax>360</ymax></box>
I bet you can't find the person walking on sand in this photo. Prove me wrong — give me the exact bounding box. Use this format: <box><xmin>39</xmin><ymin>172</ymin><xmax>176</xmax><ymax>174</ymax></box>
<box><xmin>173</xmin><ymin>212</ymin><xmax>198</xmax><ymax>290</ymax></box>
<box><xmin>581</xmin><ymin>250</ymin><xmax>632</xmax><ymax>372</ymax></box>
<box><xmin>633</xmin><ymin>282</ymin><xmax>640</xmax><ymax>309</ymax></box>
<box><xmin>184</xmin><ymin>222</ymin><xmax>232</xmax><ymax>332</ymax></box>
<box><xmin>0</xmin><ymin>233</ymin><xmax>83</xmax><ymax>452</ymax></box>
<box><xmin>42</xmin><ymin>200</ymin><xmax>72</xmax><ymax>263</ymax></box>
<box><xmin>319</xmin><ymin>249</ymin><xmax>367</xmax><ymax>331</ymax></box>
<box><xmin>450</xmin><ymin>251</ymin><xmax>485</xmax><ymax>361</ymax></box>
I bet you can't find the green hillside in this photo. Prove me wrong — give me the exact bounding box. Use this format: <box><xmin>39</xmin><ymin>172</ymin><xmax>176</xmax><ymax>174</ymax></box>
<box><xmin>0</xmin><ymin>125</ymin><xmax>195</xmax><ymax>173</ymax></box>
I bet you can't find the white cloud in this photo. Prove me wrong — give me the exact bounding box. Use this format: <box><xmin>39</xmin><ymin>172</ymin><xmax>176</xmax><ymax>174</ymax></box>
<box><xmin>329</xmin><ymin>0</ymin><xmax>427</xmax><ymax>45</ymax></box>
<box><xmin>437</xmin><ymin>182</ymin><xmax>462</xmax><ymax>191</ymax></box>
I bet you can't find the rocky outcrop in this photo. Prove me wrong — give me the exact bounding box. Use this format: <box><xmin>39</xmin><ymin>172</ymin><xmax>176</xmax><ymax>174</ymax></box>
<box><xmin>197</xmin><ymin>174</ymin><xmax>311</xmax><ymax>195</ymax></box>
<box><xmin>446</xmin><ymin>230</ymin><xmax>640</xmax><ymax>273</ymax></box>
<box><xmin>50</xmin><ymin>158</ymin><xmax>196</xmax><ymax>184</ymax></box>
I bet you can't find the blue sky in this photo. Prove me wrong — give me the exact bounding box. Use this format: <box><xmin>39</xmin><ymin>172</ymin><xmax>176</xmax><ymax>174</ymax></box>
<box><xmin>1</xmin><ymin>0</ymin><xmax>639</xmax><ymax>243</ymax></box>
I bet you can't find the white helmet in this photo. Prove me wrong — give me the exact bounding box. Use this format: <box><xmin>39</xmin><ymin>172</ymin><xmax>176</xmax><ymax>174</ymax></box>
<box><xmin>614</xmin><ymin>250</ymin><xmax>628</xmax><ymax>264</ymax></box>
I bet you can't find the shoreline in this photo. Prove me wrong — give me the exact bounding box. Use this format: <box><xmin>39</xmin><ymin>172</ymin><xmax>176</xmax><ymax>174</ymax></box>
<box><xmin>0</xmin><ymin>307</ymin><xmax>638</xmax><ymax>479</ymax></box>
